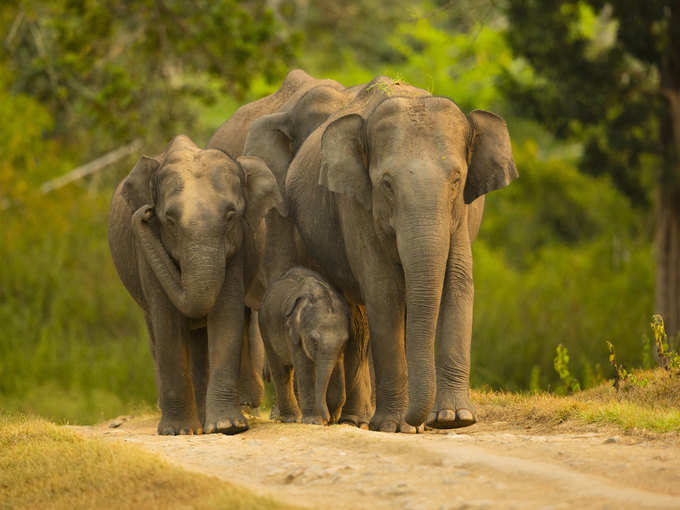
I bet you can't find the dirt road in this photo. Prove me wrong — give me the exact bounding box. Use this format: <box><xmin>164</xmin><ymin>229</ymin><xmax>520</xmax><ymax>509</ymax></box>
<box><xmin>72</xmin><ymin>417</ymin><xmax>680</xmax><ymax>510</ymax></box>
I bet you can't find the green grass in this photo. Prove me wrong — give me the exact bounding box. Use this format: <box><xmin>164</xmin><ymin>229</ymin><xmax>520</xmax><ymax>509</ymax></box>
<box><xmin>0</xmin><ymin>412</ymin><xmax>298</xmax><ymax>510</ymax></box>
<box><xmin>0</xmin><ymin>187</ymin><xmax>157</xmax><ymax>424</ymax></box>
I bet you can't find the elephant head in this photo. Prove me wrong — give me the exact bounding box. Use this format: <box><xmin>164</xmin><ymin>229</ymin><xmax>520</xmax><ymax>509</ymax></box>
<box><xmin>243</xmin><ymin>83</ymin><xmax>356</xmax><ymax>200</ymax></box>
<box><xmin>284</xmin><ymin>280</ymin><xmax>350</xmax><ymax>424</ymax></box>
<box><xmin>122</xmin><ymin>135</ymin><xmax>283</xmax><ymax>318</ymax></box>
<box><xmin>319</xmin><ymin>96</ymin><xmax>518</xmax><ymax>425</ymax></box>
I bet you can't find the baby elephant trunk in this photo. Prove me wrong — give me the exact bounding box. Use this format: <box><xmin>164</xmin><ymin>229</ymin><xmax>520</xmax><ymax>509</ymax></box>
<box><xmin>315</xmin><ymin>352</ymin><xmax>342</xmax><ymax>424</ymax></box>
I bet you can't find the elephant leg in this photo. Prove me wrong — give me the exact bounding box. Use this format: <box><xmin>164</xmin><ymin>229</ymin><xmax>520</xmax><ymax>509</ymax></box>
<box><xmin>147</xmin><ymin>297</ymin><xmax>202</xmax><ymax>435</ymax></box>
<box><xmin>365</xmin><ymin>295</ymin><xmax>417</xmax><ymax>433</ymax></box>
<box><xmin>339</xmin><ymin>305</ymin><xmax>372</xmax><ymax>428</ymax></box>
<box><xmin>249</xmin><ymin>310</ymin><xmax>266</xmax><ymax>379</ymax></box>
<box><xmin>143</xmin><ymin>313</ymin><xmax>161</xmax><ymax>409</ymax></box>
<box><xmin>341</xmin><ymin>224</ymin><xmax>413</xmax><ymax>433</ymax></box>
<box><xmin>238</xmin><ymin>309</ymin><xmax>264</xmax><ymax>408</ymax></box>
<box><xmin>263</xmin><ymin>211</ymin><xmax>300</xmax><ymax>284</ymax></box>
<box><xmin>204</xmin><ymin>253</ymin><xmax>249</xmax><ymax>435</ymax></box>
<box><xmin>264</xmin><ymin>344</ymin><xmax>300</xmax><ymax>423</ymax></box>
<box><xmin>293</xmin><ymin>349</ymin><xmax>322</xmax><ymax>424</ymax></box>
<box><xmin>189</xmin><ymin>327</ymin><xmax>208</xmax><ymax>426</ymax></box>
<box><xmin>427</xmin><ymin>226</ymin><xmax>475</xmax><ymax>429</ymax></box>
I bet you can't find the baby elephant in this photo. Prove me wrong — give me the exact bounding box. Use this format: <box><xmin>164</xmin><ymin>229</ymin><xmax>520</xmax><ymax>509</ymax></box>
<box><xmin>259</xmin><ymin>267</ymin><xmax>349</xmax><ymax>424</ymax></box>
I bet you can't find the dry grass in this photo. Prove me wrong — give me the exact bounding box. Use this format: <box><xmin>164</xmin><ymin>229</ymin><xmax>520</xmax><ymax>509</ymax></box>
<box><xmin>0</xmin><ymin>413</ymin><xmax>298</xmax><ymax>510</ymax></box>
<box><xmin>473</xmin><ymin>368</ymin><xmax>680</xmax><ymax>435</ymax></box>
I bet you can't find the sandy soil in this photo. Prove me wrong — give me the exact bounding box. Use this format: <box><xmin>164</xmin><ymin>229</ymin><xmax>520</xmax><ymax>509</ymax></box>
<box><xmin>71</xmin><ymin>417</ymin><xmax>680</xmax><ymax>510</ymax></box>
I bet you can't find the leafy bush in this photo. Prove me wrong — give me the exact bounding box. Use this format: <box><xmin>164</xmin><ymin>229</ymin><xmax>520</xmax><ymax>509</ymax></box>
<box><xmin>471</xmin><ymin>142</ymin><xmax>653</xmax><ymax>391</ymax></box>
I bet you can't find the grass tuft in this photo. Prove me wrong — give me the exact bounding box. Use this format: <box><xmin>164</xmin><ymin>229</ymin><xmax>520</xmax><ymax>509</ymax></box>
<box><xmin>474</xmin><ymin>368</ymin><xmax>680</xmax><ymax>434</ymax></box>
<box><xmin>0</xmin><ymin>412</ymin><xmax>297</xmax><ymax>510</ymax></box>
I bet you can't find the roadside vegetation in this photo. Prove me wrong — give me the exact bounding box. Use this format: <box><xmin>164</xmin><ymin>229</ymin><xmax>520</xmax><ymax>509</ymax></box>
<box><xmin>0</xmin><ymin>413</ymin><xmax>298</xmax><ymax>510</ymax></box>
<box><xmin>475</xmin><ymin>368</ymin><xmax>680</xmax><ymax>435</ymax></box>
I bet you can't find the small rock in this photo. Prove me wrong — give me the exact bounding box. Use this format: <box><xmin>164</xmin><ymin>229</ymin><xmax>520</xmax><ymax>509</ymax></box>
<box><xmin>283</xmin><ymin>468</ymin><xmax>306</xmax><ymax>484</ymax></box>
<box><xmin>603</xmin><ymin>437</ymin><xmax>619</xmax><ymax>444</ymax></box>
<box><xmin>108</xmin><ymin>415</ymin><xmax>131</xmax><ymax>428</ymax></box>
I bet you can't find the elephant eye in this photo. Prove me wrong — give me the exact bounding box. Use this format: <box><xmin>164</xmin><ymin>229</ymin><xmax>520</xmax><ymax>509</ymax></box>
<box><xmin>380</xmin><ymin>175</ymin><xmax>394</xmax><ymax>196</ymax></box>
<box><xmin>225</xmin><ymin>208</ymin><xmax>237</xmax><ymax>223</ymax></box>
<box><xmin>165</xmin><ymin>212</ymin><xmax>177</xmax><ymax>227</ymax></box>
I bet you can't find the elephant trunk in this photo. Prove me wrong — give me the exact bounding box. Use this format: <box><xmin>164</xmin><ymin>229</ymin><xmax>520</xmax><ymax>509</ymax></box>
<box><xmin>315</xmin><ymin>353</ymin><xmax>340</xmax><ymax>424</ymax></box>
<box><xmin>398</xmin><ymin>218</ymin><xmax>449</xmax><ymax>427</ymax></box>
<box><xmin>133</xmin><ymin>211</ymin><xmax>225</xmax><ymax>318</ymax></box>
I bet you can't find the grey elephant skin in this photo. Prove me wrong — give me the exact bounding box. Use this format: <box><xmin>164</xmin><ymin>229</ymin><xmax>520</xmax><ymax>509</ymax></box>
<box><xmin>108</xmin><ymin>135</ymin><xmax>284</xmax><ymax>435</ymax></box>
<box><xmin>252</xmin><ymin>77</ymin><xmax>518</xmax><ymax>432</ymax></box>
<box><xmin>206</xmin><ymin>69</ymin><xmax>354</xmax><ymax>403</ymax></box>
<box><xmin>243</xmin><ymin>81</ymin><xmax>376</xmax><ymax>428</ymax></box>
<box><xmin>259</xmin><ymin>267</ymin><xmax>350</xmax><ymax>425</ymax></box>
<box><xmin>107</xmin><ymin>69</ymin><xmax>359</xmax><ymax>436</ymax></box>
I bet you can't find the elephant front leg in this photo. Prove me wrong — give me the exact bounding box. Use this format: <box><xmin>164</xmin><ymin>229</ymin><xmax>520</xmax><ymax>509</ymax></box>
<box><xmin>189</xmin><ymin>327</ymin><xmax>208</xmax><ymax>426</ymax></box>
<box><xmin>148</xmin><ymin>300</ymin><xmax>202</xmax><ymax>435</ymax></box>
<box><xmin>238</xmin><ymin>310</ymin><xmax>265</xmax><ymax>409</ymax></box>
<box><xmin>365</xmin><ymin>290</ymin><xmax>419</xmax><ymax>434</ymax></box>
<box><xmin>265</xmin><ymin>347</ymin><xmax>301</xmax><ymax>423</ymax></box>
<box><xmin>338</xmin><ymin>305</ymin><xmax>372</xmax><ymax>429</ymax></box>
<box><xmin>204</xmin><ymin>254</ymin><xmax>249</xmax><ymax>435</ymax></box>
<box><xmin>427</xmin><ymin>230</ymin><xmax>475</xmax><ymax>429</ymax></box>
<box><xmin>293</xmin><ymin>350</ymin><xmax>324</xmax><ymax>424</ymax></box>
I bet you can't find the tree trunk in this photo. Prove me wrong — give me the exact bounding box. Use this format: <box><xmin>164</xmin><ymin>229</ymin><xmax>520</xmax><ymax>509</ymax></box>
<box><xmin>656</xmin><ymin>35</ymin><xmax>680</xmax><ymax>339</ymax></box>
<box><xmin>655</xmin><ymin>185</ymin><xmax>680</xmax><ymax>338</ymax></box>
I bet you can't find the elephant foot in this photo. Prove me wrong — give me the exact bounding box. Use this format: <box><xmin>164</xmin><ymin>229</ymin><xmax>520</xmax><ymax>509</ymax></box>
<box><xmin>204</xmin><ymin>408</ymin><xmax>249</xmax><ymax>435</ymax></box>
<box><xmin>302</xmin><ymin>415</ymin><xmax>327</xmax><ymax>425</ymax></box>
<box><xmin>338</xmin><ymin>414</ymin><xmax>369</xmax><ymax>430</ymax></box>
<box><xmin>278</xmin><ymin>412</ymin><xmax>301</xmax><ymax>423</ymax></box>
<box><xmin>369</xmin><ymin>413</ymin><xmax>424</xmax><ymax>434</ymax></box>
<box><xmin>157</xmin><ymin>416</ymin><xmax>203</xmax><ymax>436</ymax></box>
<box><xmin>239</xmin><ymin>385</ymin><xmax>264</xmax><ymax>409</ymax></box>
<box><xmin>426</xmin><ymin>391</ymin><xmax>476</xmax><ymax>429</ymax></box>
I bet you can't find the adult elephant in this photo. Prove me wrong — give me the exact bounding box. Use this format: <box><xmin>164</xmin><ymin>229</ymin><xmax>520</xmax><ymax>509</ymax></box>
<box><xmin>108</xmin><ymin>135</ymin><xmax>283</xmax><ymax>435</ymax></box>
<box><xmin>261</xmin><ymin>77</ymin><xmax>517</xmax><ymax>432</ymax></box>
<box><xmin>243</xmin><ymin>82</ymin><xmax>377</xmax><ymax>428</ymax></box>
<box><xmin>207</xmin><ymin>69</ymin><xmax>352</xmax><ymax>406</ymax></box>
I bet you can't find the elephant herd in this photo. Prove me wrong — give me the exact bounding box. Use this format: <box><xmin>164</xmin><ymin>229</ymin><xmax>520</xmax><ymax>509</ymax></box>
<box><xmin>107</xmin><ymin>69</ymin><xmax>518</xmax><ymax>436</ymax></box>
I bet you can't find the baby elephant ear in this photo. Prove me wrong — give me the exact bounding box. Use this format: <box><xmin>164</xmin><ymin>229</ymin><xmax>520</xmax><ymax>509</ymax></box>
<box><xmin>237</xmin><ymin>155</ymin><xmax>286</xmax><ymax>230</ymax></box>
<box><xmin>121</xmin><ymin>156</ymin><xmax>161</xmax><ymax>211</ymax></box>
<box><xmin>284</xmin><ymin>296</ymin><xmax>306</xmax><ymax>344</ymax></box>
<box><xmin>464</xmin><ymin>110</ymin><xmax>518</xmax><ymax>204</ymax></box>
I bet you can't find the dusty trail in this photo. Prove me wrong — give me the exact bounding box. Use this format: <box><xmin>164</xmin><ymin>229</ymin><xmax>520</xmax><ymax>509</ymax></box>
<box><xmin>72</xmin><ymin>418</ymin><xmax>680</xmax><ymax>510</ymax></box>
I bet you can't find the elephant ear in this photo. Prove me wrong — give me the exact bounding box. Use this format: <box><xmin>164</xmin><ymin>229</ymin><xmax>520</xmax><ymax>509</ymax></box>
<box><xmin>284</xmin><ymin>296</ymin><xmax>307</xmax><ymax>345</ymax></box>
<box><xmin>464</xmin><ymin>110</ymin><xmax>518</xmax><ymax>204</ymax></box>
<box><xmin>243</xmin><ymin>112</ymin><xmax>293</xmax><ymax>208</ymax></box>
<box><xmin>319</xmin><ymin>114</ymin><xmax>371</xmax><ymax>210</ymax></box>
<box><xmin>237</xmin><ymin>155</ymin><xmax>286</xmax><ymax>230</ymax></box>
<box><xmin>121</xmin><ymin>155</ymin><xmax>161</xmax><ymax>211</ymax></box>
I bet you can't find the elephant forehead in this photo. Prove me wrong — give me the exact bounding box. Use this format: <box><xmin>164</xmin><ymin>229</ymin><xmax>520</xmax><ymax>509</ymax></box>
<box><xmin>160</xmin><ymin>168</ymin><xmax>243</xmax><ymax>222</ymax></box>
<box><xmin>370</xmin><ymin>102</ymin><xmax>468</xmax><ymax>155</ymax></box>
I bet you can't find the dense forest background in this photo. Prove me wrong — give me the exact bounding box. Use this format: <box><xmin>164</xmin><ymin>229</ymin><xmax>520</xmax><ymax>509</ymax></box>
<box><xmin>1</xmin><ymin>0</ymin><xmax>676</xmax><ymax>423</ymax></box>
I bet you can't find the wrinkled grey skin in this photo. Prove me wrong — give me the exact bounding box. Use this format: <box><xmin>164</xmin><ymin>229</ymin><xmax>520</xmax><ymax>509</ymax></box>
<box><xmin>108</xmin><ymin>135</ymin><xmax>283</xmax><ymax>435</ymax></box>
<box><xmin>205</xmin><ymin>69</ymin><xmax>351</xmax><ymax>407</ymax></box>
<box><xmin>207</xmin><ymin>69</ymin><xmax>363</xmax><ymax>398</ymax></box>
<box><xmin>259</xmin><ymin>267</ymin><xmax>350</xmax><ymax>425</ymax></box>
<box><xmin>255</xmin><ymin>77</ymin><xmax>517</xmax><ymax>432</ymax></box>
<box><xmin>243</xmin><ymin>82</ymin><xmax>376</xmax><ymax>428</ymax></box>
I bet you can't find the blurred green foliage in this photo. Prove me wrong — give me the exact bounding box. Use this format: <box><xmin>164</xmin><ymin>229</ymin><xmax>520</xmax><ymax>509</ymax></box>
<box><xmin>0</xmin><ymin>0</ymin><xmax>658</xmax><ymax>423</ymax></box>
